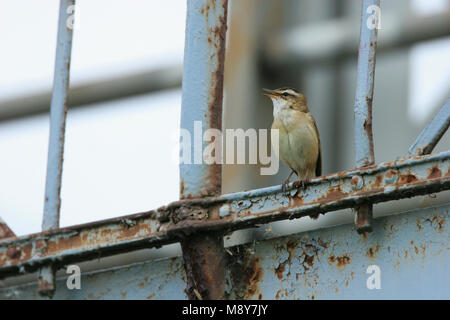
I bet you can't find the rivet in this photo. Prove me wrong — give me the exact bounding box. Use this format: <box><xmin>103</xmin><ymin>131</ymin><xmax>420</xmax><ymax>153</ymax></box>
<box><xmin>351</xmin><ymin>175</ymin><xmax>364</xmax><ymax>190</ymax></box>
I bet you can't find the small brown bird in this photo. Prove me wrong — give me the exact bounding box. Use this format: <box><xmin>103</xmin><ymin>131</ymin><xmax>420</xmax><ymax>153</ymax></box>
<box><xmin>263</xmin><ymin>87</ymin><xmax>322</xmax><ymax>190</ymax></box>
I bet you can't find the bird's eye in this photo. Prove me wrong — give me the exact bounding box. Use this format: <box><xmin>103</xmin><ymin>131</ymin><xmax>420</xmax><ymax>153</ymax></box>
<box><xmin>282</xmin><ymin>92</ymin><xmax>289</xmax><ymax>97</ymax></box>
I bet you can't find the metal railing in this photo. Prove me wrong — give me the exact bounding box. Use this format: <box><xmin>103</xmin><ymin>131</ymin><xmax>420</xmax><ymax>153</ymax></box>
<box><xmin>0</xmin><ymin>0</ymin><xmax>449</xmax><ymax>299</ymax></box>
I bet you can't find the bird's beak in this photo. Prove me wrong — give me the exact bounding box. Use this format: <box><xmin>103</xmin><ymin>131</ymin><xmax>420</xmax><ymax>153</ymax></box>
<box><xmin>262</xmin><ymin>88</ymin><xmax>279</xmax><ymax>98</ymax></box>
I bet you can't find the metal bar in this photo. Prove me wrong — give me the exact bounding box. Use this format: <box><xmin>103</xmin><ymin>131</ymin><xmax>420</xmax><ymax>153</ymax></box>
<box><xmin>353</xmin><ymin>0</ymin><xmax>380</xmax><ymax>233</ymax></box>
<box><xmin>179</xmin><ymin>0</ymin><xmax>228</xmax><ymax>300</ymax></box>
<box><xmin>39</xmin><ymin>0</ymin><xmax>75</xmax><ymax>298</ymax></box>
<box><xmin>408</xmin><ymin>99</ymin><xmax>450</xmax><ymax>156</ymax></box>
<box><xmin>3</xmin><ymin>203</ymin><xmax>447</xmax><ymax>300</ymax></box>
<box><xmin>0</xmin><ymin>65</ymin><xmax>182</xmax><ymax>122</ymax></box>
<box><xmin>265</xmin><ymin>11</ymin><xmax>450</xmax><ymax>69</ymax></box>
<box><xmin>1</xmin><ymin>150</ymin><xmax>448</xmax><ymax>279</ymax></box>
<box><xmin>0</xmin><ymin>218</ymin><xmax>15</xmax><ymax>240</ymax></box>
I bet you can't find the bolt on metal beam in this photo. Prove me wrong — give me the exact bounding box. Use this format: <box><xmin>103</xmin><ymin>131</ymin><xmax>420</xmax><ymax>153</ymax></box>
<box><xmin>408</xmin><ymin>99</ymin><xmax>450</xmax><ymax>157</ymax></box>
<box><xmin>353</xmin><ymin>0</ymin><xmax>380</xmax><ymax>234</ymax></box>
<box><xmin>1</xmin><ymin>150</ymin><xmax>448</xmax><ymax>279</ymax></box>
<box><xmin>39</xmin><ymin>0</ymin><xmax>75</xmax><ymax>298</ymax></box>
<box><xmin>179</xmin><ymin>0</ymin><xmax>228</xmax><ymax>300</ymax></box>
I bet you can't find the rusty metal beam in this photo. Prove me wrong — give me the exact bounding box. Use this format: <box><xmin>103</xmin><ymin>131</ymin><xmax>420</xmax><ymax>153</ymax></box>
<box><xmin>353</xmin><ymin>0</ymin><xmax>380</xmax><ymax>233</ymax></box>
<box><xmin>0</xmin><ymin>150</ymin><xmax>448</xmax><ymax>279</ymax></box>
<box><xmin>409</xmin><ymin>99</ymin><xmax>450</xmax><ymax>157</ymax></box>
<box><xmin>3</xmin><ymin>203</ymin><xmax>447</xmax><ymax>300</ymax></box>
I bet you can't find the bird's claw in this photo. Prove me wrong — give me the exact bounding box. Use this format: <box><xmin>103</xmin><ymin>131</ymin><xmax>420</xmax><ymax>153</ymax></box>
<box><xmin>293</xmin><ymin>179</ymin><xmax>309</xmax><ymax>190</ymax></box>
<box><xmin>281</xmin><ymin>179</ymin><xmax>290</xmax><ymax>192</ymax></box>
<box><xmin>282</xmin><ymin>170</ymin><xmax>295</xmax><ymax>192</ymax></box>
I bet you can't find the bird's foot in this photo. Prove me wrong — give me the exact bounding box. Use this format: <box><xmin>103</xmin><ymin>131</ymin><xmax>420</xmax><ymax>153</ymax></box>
<box><xmin>293</xmin><ymin>178</ymin><xmax>309</xmax><ymax>190</ymax></box>
<box><xmin>281</xmin><ymin>179</ymin><xmax>290</xmax><ymax>192</ymax></box>
<box><xmin>281</xmin><ymin>170</ymin><xmax>295</xmax><ymax>192</ymax></box>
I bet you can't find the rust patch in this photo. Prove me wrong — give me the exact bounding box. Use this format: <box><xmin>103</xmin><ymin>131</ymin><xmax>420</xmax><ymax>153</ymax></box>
<box><xmin>204</xmin><ymin>0</ymin><xmax>228</xmax><ymax>198</ymax></box>
<box><xmin>398</xmin><ymin>172</ymin><xmax>418</xmax><ymax>184</ymax></box>
<box><xmin>385</xmin><ymin>169</ymin><xmax>397</xmax><ymax>179</ymax></box>
<box><xmin>317</xmin><ymin>185</ymin><xmax>345</xmax><ymax>203</ymax></box>
<box><xmin>180</xmin><ymin>180</ymin><xmax>184</xmax><ymax>196</ymax></box>
<box><xmin>318</xmin><ymin>238</ymin><xmax>329</xmax><ymax>248</ymax></box>
<box><xmin>275</xmin><ymin>289</ymin><xmax>282</xmax><ymax>299</ymax></box>
<box><xmin>351</xmin><ymin>176</ymin><xmax>360</xmax><ymax>188</ymax></box>
<box><xmin>427</xmin><ymin>165</ymin><xmax>442</xmax><ymax>179</ymax></box>
<box><xmin>366</xmin><ymin>244</ymin><xmax>380</xmax><ymax>258</ymax></box>
<box><xmin>374</xmin><ymin>174</ymin><xmax>383</xmax><ymax>188</ymax></box>
<box><xmin>274</xmin><ymin>239</ymin><xmax>299</xmax><ymax>279</ymax></box>
<box><xmin>0</xmin><ymin>221</ymin><xmax>16</xmax><ymax>239</ymax></box>
<box><xmin>328</xmin><ymin>254</ymin><xmax>351</xmax><ymax>267</ymax></box>
<box><xmin>228</xmin><ymin>245</ymin><xmax>263</xmax><ymax>299</ymax></box>
<box><xmin>274</xmin><ymin>262</ymin><xmax>285</xmax><ymax>280</ymax></box>
<box><xmin>244</xmin><ymin>258</ymin><xmax>263</xmax><ymax>297</ymax></box>
<box><xmin>437</xmin><ymin>218</ymin><xmax>445</xmax><ymax>232</ymax></box>
<box><xmin>416</xmin><ymin>218</ymin><xmax>423</xmax><ymax>231</ymax></box>
<box><xmin>289</xmin><ymin>191</ymin><xmax>304</xmax><ymax>207</ymax></box>
<box><xmin>304</xmin><ymin>254</ymin><xmax>315</xmax><ymax>267</ymax></box>
<box><xmin>6</xmin><ymin>246</ymin><xmax>21</xmax><ymax>260</ymax></box>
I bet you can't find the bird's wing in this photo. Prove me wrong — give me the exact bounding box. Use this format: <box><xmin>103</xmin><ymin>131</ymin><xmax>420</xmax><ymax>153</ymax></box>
<box><xmin>311</xmin><ymin>116</ymin><xmax>322</xmax><ymax>177</ymax></box>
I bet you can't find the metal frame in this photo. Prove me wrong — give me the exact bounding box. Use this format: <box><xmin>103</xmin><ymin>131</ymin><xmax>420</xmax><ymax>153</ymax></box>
<box><xmin>353</xmin><ymin>0</ymin><xmax>379</xmax><ymax>233</ymax></box>
<box><xmin>0</xmin><ymin>0</ymin><xmax>449</xmax><ymax>299</ymax></box>
<box><xmin>38</xmin><ymin>0</ymin><xmax>75</xmax><ymax>297</ymax></box>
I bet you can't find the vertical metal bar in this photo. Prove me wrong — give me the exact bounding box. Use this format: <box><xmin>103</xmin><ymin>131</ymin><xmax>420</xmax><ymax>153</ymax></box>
<box><xmin>353</xmin><ymin>0</ymin><xmax>380</xmax><ymax>233</ymax></box>
<box><xmin>39</xmin><ymin>0</ymin><xmax>75</xmax><ymax>298</ymax></box>
<box><xmin>408</xmin><ymin>99</ymin><xmax>450</xmax><ymax>156</ymax></box>
<box><xmin>179</xmin><ymin>0</ymin><xmax>228</xmax><ymax>300</ymax></box>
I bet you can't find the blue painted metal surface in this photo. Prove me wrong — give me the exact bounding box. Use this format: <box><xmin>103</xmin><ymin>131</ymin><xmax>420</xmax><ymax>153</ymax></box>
<box><xmin>178</xmin><ymin>0</ymin><xmax>229</xmax><ymax>300</ymax></box>
<box><xmin>40</xmin><ymin>0</ymin><xmax>75</xmax><ymax>297</ymax></box>
<box><xmin>0</xmin><ymin>150</ymin><xmax>448</xmax><ymax>279</ymax></box>
<box><xmin>1</xmin><ymin>203</ymin><xmax>447</xmax><ymax>299</ymax></box>
<box><xmin>354</xmin><ymin>0</ymin><xmax>379</xmax><ymax>167</ymax></box>
<box><xmin>353</xmin><ymin>0</ymin><xmax>380</xmax><ymax>232</ymax></box>
<box><xmin>179</xmin><ymin>0</ymin><xmax>228</xmax><ymax>199</ymax></box>
<box><xmin>43</xmin><ymin>0</ymin><xmax>75</xmax><ymax>231</ymax></box>
<box><xmin>409</xmin><ymin>99</ymin><xmax>450</xmax><ymax>156</ymax></box>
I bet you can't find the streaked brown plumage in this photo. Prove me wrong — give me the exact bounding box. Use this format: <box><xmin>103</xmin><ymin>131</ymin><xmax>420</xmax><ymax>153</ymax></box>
<box><xmin>263</xmin><ymin>87</ymin><xmax>322</xmax><ymax>189</ymax></box>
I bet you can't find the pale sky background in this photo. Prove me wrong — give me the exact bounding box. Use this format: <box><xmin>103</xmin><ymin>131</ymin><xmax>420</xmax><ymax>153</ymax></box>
<box><xmin>0</xmin><ymin>0</ymin><xmax>449</xmax><ymax>236</ymax></box>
